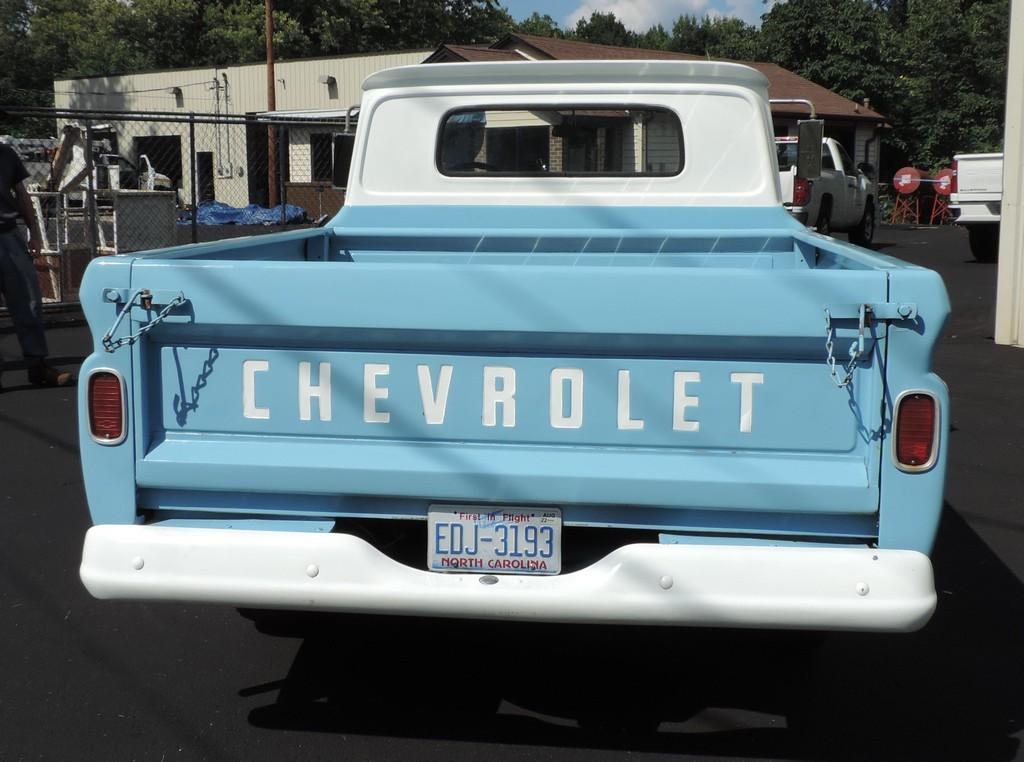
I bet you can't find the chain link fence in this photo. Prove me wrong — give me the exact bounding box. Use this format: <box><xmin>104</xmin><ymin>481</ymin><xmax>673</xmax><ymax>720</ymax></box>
<box><xmin>1</xmin><ymin>106</ymin><xmax>352</xmax><ymax>308</ymax></box>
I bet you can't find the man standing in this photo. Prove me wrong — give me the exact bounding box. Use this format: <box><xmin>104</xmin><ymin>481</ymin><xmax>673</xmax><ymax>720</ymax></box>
<box><xmin>1</xmin><ymin>141</ymin><xmax>72</xmax><ymax>389</ymax></box>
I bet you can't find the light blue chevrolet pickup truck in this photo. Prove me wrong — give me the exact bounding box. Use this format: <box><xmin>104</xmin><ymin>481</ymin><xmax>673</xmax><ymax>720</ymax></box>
<box><xmin>77</xmin><ymin>61</ymin><xmax>949</xmax><ymax>632</ymax></box>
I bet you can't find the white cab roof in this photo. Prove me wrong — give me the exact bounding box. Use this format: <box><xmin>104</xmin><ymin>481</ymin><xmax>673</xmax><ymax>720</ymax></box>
<box><xmin>363</xmin><ymin>60</ymin><xmax>769</xmax><ymax>92</ymax></box>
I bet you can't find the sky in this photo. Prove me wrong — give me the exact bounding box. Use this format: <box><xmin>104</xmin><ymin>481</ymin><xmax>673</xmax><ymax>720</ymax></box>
<box><xmin>500</xmin><ymin>0</ymin><xmax>770</xmax><ymax>30</ymax></box>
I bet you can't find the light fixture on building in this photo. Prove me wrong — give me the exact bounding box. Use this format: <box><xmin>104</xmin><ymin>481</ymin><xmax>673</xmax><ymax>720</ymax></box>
<box><xmin>317</xmin><ymin>74</ymin><xmax>336</xmax><ymax>86</ymax></box>
<box><xmin>167</xmin><ymin>86</ymin><xmax>182</xmax><ymax>96</ymax></box>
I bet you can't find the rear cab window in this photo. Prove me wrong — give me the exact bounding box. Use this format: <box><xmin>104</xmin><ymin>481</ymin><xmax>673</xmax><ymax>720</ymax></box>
<box><xmin>821</xmin><ymin>144</ymin><xmax>836</xmax><ymax>171</ymax></box>
<box><xmin>835</xmin><ymin>143</ymin><xmax>855</xmax><ymax>174</ymax></box>
<box><xmin>776</xmin><ymin>140</ymin><xmax>797</xmax><ymax>171</ymax></box>
<box><xmin>438</xmin><ymin>107</ymin><xmax>684</xmax><ymax>177</ymax></box>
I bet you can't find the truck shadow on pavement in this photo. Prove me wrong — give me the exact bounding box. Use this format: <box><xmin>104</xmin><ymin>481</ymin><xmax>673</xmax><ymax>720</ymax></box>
<box><xmin>244</xmin><ymin>505</ymin><xmax>1022</xmax><ymax>761</ymax></box>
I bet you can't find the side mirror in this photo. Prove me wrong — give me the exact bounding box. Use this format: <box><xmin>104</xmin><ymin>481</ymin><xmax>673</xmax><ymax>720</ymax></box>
<box><xmin>857</xmin><ymin>162</ymin><xmax>876</xmax><ymax>179</ymax></box>
<box><xmin>796</xmin><ymin>119</ymin><xmax>824</xmax><ymax>180</ymax></box>
<box><xmin>332</xmin><ymin>132</ymin><xmax>355</xmax><ymax>188</ymax></box>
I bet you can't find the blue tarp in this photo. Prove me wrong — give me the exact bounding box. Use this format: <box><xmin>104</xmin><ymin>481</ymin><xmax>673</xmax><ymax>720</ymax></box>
<box><xmin>180</xmin><ymin>201</ymin><xmax>308</xmax><ymax>226</ymax></box>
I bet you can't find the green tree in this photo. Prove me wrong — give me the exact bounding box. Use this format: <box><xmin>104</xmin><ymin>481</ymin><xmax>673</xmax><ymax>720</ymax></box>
<box><xmin>0</xmin><ymin>0</ymin><xmax>52</xmax><ymax>132</ymax></box>
<box><xmin>299</xmin><ymin>0</ymin><xmax>513</xmax><ymax>51</ymax></box>
<box><xmin>129</xmin><ymin>0</ymin><xmax>207</xmax><ymax>71</ymax></box>
<box><xmin>670</xmin><ymin>15</ymin><xmax>704</xmax><ymax>53</ymax></box>
<box><xmin>964</xmin><ymin>0</ymin><xmax>1010</xmax><ymax>108</ymax></box>
<box><xmin>895</xmin><ymin>0</ymin><xmax>1007</xmax><ymax>167</ymax></box>
<box><xmin>702</xmin><ymin>17</ymin><xmax>761</xmax><ymax>60</ymax></box>
<box><xmin>1</xmin><ymin>0</ymin><xmax>1010</xmax><ymax>165</ymax></box>
<box><xmin>30</xmin><ymin>0</ymin><xmax>148</xmax><ymax>79</ymax></box>
<box><xmin>197</xmin><ymin>2</ymin><xmax>308</xmax><ymax>66</ymax></box>
<box><xmin>572</xmin><ymin>11</ymin><xmax>634</xmax><ymax>47</ymax></box>
<box><xmin>670</xmin><ymin>14</ymin><xmax>760</xmax><ymax>59</ymax></box>
<box><xmin>760</xmin><ymin>0</ymin><xmax>895</xmax><ymax>106</ymax></box>
<box><xmin>757</xmin><ymin>0</ymin><xmax>1008</xmax><ymax>169</ymax></box>
<box><xmin>514</xmin><ymin>12</ymin><xmax>563</xmax><ymax>38</ymax></box>
<box><xmin>294</xmin><ymin>0</ymin><xmax>387</xmax><ymax>55</ymax></box>
<box><xmin>636</xmin><ymin>23</ymin><xmax>670</xmax><ymax>50</ymax></box>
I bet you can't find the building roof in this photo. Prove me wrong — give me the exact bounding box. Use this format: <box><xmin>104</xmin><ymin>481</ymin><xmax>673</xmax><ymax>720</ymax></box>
<box><xmin>746</xmin><ymin>62</ymin><xmax>885</xmax><ymax>122</ymax></box>
<box><xmin>428</xmin><ymin>33</ymin><xmax>886</xmax><ymax>124</ymax></box>
<box><xmin>433</xmin><ymin>45</ymin><xmax>524</xmax><ymax>62</ymax></box>
<box><xmin>504</xmin><ymin>33</ymin><xmax>705</xmax><ymax>62</ymax></box>
<box><xmin>364</xmin><ymin>59</ymin><xmax>769</xmax><ymax>92</ymax></box>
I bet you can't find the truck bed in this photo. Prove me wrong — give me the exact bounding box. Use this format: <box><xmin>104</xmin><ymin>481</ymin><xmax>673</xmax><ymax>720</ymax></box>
<box><xmin>78</xmin><ymin>206</ymin><xmax>947</xmax><ymax>556</ymax></box>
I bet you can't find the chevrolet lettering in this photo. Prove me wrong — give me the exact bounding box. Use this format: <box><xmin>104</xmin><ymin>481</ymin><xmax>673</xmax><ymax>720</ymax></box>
<box><xmin>78</xmin><ymin>60</ymin><xmax>949</xmax><ymax>634</ymax></box>
<box><xmin>241</xmin><ymin>360</ymin><xmax>765</xmax><ymax>434</ymax></box>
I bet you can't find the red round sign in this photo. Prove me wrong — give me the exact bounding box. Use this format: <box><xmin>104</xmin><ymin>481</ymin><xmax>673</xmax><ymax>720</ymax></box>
<box><xmin>893</xmin><ymin>167</ymin><xmax>922</xmax><ymax>194</ymax></box>
<box><xmin>933</xmin><ymin>168</ymin><xmax>955</xmax><ymax>196</ymax></box>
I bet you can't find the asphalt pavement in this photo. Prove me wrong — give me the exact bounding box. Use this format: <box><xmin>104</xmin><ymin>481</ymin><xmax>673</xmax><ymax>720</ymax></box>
<box><xmin>1</xmin><ymin>224</ymin><xmax>1023</xmax><ymax>761</ymax></box>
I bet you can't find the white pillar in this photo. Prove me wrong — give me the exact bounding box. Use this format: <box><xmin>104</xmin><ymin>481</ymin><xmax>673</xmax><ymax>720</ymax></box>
<box><xmin>995</xmin><ymin>0</ymin><xmax>1024</xmax><ymax>346</ymax></box>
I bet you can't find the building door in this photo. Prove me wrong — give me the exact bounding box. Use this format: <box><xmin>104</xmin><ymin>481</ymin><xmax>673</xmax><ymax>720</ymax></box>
<box><xmin>133</xmin><ymin>135</ymin><xmax>182</xmax><ymax>187</ymax></box>
<box><xmin>246</xmin><ymin>114</ymin><xmax>268</xmax><ymax>207</ymax></box>
<box><xmin>564</xmin><ymin>127</ymin><xmax>599</xmax><ymax>172</ymax></box>
<box><xmin>195</xmin><ymin>152</ymin><xmax>215</xmax><ymax>203</ymax></box>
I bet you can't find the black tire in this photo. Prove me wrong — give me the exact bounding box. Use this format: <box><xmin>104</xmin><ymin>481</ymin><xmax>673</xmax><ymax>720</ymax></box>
<box><xmin>967</xmin><ymin>224</ymin><xmax>1000</xmax><ymax>262</ymax></box>
<box><xmin>848</xmin><ymin>202</ymin><xmax>875</xmax><ymax>247</ymax></box>
<box><xmin>815</xmin><ymin>199</ymin><xmax>832</xmax><ymax>236</ymax></box>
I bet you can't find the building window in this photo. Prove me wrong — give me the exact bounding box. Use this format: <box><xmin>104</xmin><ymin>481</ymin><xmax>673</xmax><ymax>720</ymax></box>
<box><xmin>311</xmin><ymin>133</ymin><xmax>333</xmax><ymax>182</ymax></box>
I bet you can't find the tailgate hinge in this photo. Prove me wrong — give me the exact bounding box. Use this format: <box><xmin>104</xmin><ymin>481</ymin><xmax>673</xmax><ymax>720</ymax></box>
<box><xmin>824</xmin><ymin>302</ymin><xmax>917</xmax><ymax>321</ymax></box>
<box><xmin>101</xmin><ymin>288</ymin><xmax>187</xmax><ymax>353</ymax></box>
<box><xmin>821</xmin><ymin>302</ymin><xmax>916</xmax><ymax>389</ymax></box>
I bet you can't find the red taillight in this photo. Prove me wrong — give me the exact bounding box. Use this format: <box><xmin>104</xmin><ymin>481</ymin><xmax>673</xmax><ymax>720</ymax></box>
<box><xmin>89</xmin><ymin>372</ymin><xmax>124</xmax><ymax>443</ymax></box>
<box><xmin>895</xmin><ymin>393</ymin><xmax>937</xmax><ymax>469</ymax></box>
<box><xmin>951</xmin><ymin>159</ymin><xmax>958</xmax><ymax>195</ymax></box>
<box><xmin>794</xmin><ymin>177</ymin><xmax>812</xmax><ymax>206</ymax></box>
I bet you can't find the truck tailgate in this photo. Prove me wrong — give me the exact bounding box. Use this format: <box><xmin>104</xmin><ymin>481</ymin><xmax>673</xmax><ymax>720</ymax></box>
<box><xmin>955</xmin><ymin>154</ymin><xmax>1003</xmax><ymax>201</ymax></box>
<box><xmin>125</xmin><ymin>250</ymin><xmax>888</xmax><ymax>531</ymax></box>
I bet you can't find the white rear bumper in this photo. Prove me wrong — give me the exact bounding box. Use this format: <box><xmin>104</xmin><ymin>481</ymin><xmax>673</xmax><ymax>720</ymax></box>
<box><xmin>950</xmin><ymin>202</ymin><xmax>1001</xmax><ymax>224</ymax></box>
<box><xmin>80</xmin><ymin>525</ymin><xmax>936</xmax><ymax>632</ymax></box>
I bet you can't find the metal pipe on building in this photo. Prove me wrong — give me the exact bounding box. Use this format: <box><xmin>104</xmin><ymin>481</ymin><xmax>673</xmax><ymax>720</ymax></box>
<box><xmin>222</xmin><ymin>73</ymin><xmax>233</xmax><ymax>174</ymax></box>
<box><xmin>212</xmin><ymin>73</ymin><xmax>223</xmax><ymax>176</ymax></box>
<box><xmin>266</xmin><ymin>0</ymin><xmax>278</xmax><ymax>206</ymax></box>
<box><xmin>189</xmin><ymin>113</ymin><xmax>198</xmax><ymax>244</ymax></box>
<box><xmin>769</xmin><ymin>98</ymin><xmax>817</xmax><ymax>119</ymax></box>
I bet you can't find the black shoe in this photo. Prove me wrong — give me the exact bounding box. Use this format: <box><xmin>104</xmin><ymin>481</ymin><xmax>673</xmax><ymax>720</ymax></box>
<box><xmin>27</xmin><ymin>362</ymin><xmax>73</xmax><ymax>387</ymax></box>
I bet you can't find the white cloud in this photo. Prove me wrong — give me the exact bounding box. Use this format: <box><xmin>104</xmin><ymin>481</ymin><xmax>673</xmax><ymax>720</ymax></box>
<box><xmin>725</xmin><ymin>0</ymin><xmax>776</xmax><ymax>26</ymax></box>
<box><xmin>565</xmin><ymin>0</ymin><xmax>710</xmax><ymax>32</ymax></box>
<box><xmin>565</xmin><ymin>0</ymin><xmax>773</xmax><ymax>32</ymax></box>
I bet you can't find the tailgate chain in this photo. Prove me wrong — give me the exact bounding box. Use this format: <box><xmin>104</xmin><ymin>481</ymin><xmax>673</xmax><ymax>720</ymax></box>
<box><xmin>102</xmin><ymin>289</ymin><xmax>187</xmax><ymax>353</ymax></box>
<box><xmin>824</xmin><ymin>304</ymin><xmax>871</xmax><ymax>388</ymax></box>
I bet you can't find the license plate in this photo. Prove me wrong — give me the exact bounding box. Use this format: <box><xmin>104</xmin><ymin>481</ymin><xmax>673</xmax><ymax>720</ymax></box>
<box><xmin>427</xmin><ymin>505</ymin><xmax>562</xmax><ymax>575</ymax></box>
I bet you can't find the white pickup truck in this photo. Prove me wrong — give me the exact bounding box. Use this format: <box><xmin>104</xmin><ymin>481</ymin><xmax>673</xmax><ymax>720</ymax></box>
<box><xmin>950</xmin><ymin>152</ymin><xmax>1003</xmax><ymax>262</ymax></box>
<box><xmin>777</xmin><ymin>136</ymin><xmax>877</xmax><ymax>245</ymax></box>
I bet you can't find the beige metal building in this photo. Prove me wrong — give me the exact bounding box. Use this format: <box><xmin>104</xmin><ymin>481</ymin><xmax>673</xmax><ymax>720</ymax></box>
<box><xmin>53</xmin><ymin>51</ymin><xmax>429</xmax><ymax>114</ymax></box>
<box><xmin>52</xmin><ymin>51</ymin><xmax>430</xmax><ymax>210</ymax></box>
